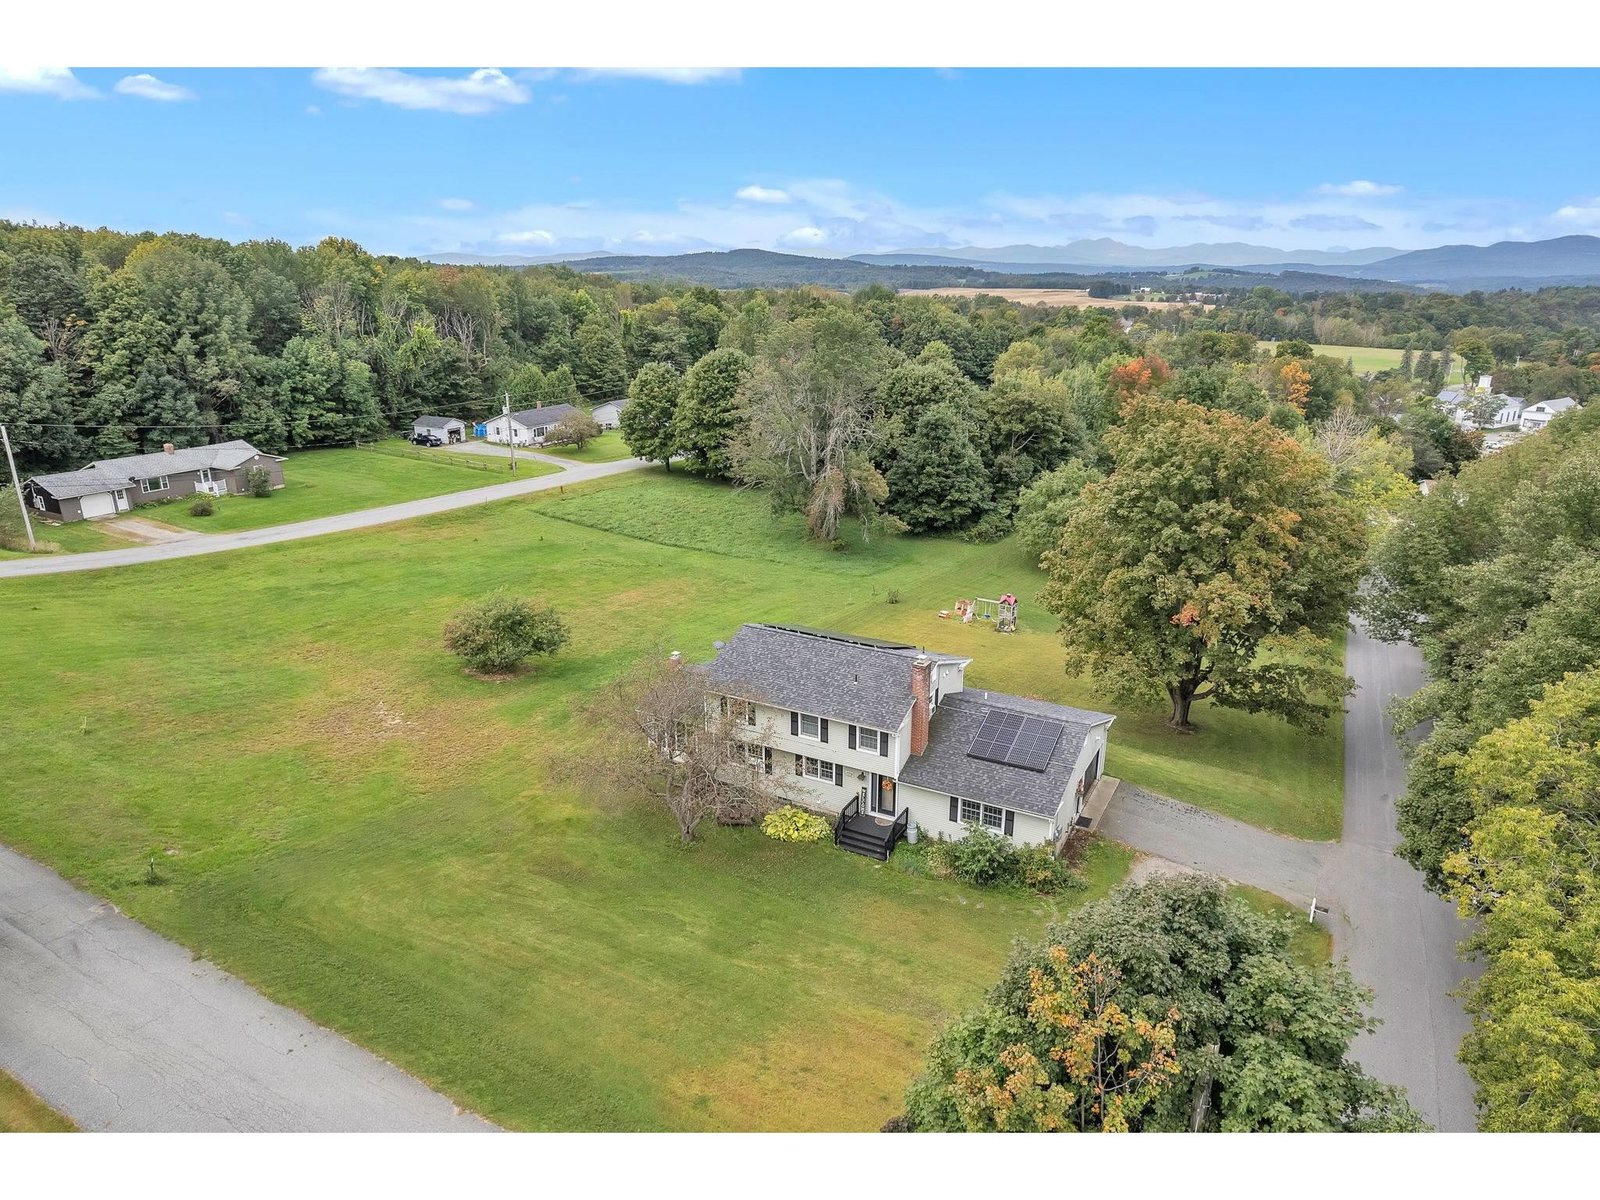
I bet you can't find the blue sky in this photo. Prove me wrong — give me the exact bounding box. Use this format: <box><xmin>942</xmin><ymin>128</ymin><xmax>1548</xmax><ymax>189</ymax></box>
<box><xmin>4</xmin><ymin>67</ymin><xmax>1600</xmax><ymax>257</ymax></box>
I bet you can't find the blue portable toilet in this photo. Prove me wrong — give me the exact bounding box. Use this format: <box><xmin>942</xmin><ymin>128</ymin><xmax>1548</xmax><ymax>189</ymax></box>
<box><xmin>473</xmin><ymin>422</ymin><xmax>488</xmax><ymax>438</ymax></box>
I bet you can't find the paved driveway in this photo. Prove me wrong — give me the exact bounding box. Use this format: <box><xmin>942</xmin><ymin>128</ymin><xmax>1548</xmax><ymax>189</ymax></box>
<box><xmin>0</xmin><ymin>456</ymin><xmax>648</xmax><ymax>579</ymax></box>
<box><xmin>437</xmin><ymin>440</ymin><xmax>574</xmax><ymax>467</ymax></box>
<box><xmin>0</xmin><ymin>844</ymin><xmax>496</xmax><ymax>1131</ymax></box>
<box><xmin>1099</xmin><ymin>623</ymin><xmax>1478</xmax><ymax>1130</ymax></box>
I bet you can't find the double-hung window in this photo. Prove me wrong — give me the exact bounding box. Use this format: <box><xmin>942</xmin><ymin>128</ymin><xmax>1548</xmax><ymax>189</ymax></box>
<box><xmin>744</xmin><ymin>743</ymin><xmax>768</xmax><ymax>771</ymax></box>
<box><xmin>140</xmin><ymin>475</ymin><xmax>169</xmax><ymax>494</ymax></box>
<box><xmin>798</xmin><ymin>712</ymin><xmax>820</xmax><ymax>739</ymax></box>
<box><xmin>959</xmin><ymin>798</ymin><xmax>1005</xmax><ymax>830</ymax></box>
<box><xmin>733</xmin><ymin>700</ymin><xmax>756</xmax><ymax>726</ymax></box>
<box><xmin>857</xmin><ymin>727</ymin><xmax>882</xmax><ymax>754</ymax></box>
<box><xmin>797</xmin><ymin>756</ymin><xmax>839</xmax><ymax>784</ymax></box>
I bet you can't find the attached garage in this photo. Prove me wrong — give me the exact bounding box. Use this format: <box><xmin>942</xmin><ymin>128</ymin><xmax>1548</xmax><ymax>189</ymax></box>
<box><xmin>78</xmin><ymin>491</ymin><xmax>119</xmax><ymax>520</ymax></box>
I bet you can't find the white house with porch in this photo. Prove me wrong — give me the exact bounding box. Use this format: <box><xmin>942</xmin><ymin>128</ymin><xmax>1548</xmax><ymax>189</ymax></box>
<box><xmin>1519</xmin><ymin>396</ymin><xmax>1579</xmax><ymax>432</ymax></box>
<box><xmin>702</xmin><ymin>623</ymin><xmax>1114</xmax><ymax>860</ymax></box>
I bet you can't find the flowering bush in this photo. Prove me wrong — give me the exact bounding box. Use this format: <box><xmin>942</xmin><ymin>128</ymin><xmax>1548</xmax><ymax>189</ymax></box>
<box><xmin>761</xmin><ymin>806</ymin><xmax>830</xmax><ymax>843</ymax></box>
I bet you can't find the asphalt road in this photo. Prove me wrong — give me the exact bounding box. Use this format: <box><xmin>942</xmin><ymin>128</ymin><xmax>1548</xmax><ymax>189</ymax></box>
<box><xmin>0</xmin><ymin>455</ymin><xmax>647</xmax><ymax>579</ymax></box>
<box><xmin>1333</xmin><ymin>623</ymin><xmax>1478</xmax><ymax>1132</ymax></box>
<box><xmin>0</xmin><ymin>844</ymin><xmax>496</xmax><ymax>1131</ymax></box>
<box><xmin>1100</xmin><ymin>623</ymin><xmax>1478</xmax><ymax>1130</ymax></box>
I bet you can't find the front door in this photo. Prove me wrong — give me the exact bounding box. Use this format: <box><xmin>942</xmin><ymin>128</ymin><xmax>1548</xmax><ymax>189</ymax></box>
<box><xmin>870</xmin><ymin>775</ymin><xmax>896</xmax><ymax>817</ymax></box>
<box><xmin>113</xmin><ymin>489</ymin><xmax>130</xmax><ymax>512</ymax></box>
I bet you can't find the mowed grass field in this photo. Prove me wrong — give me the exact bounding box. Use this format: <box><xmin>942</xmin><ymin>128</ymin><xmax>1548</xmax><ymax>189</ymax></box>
<box><xmin>0</xmin><ymin>471</ymin><xmax>1339</xmax><ymax>1130</ymax></box>
<box><xmin>0</xmin><ymin>1071</ymin><xmax>74</xmax><ymax>1133</ymax></box>
<box><xmin>537</xmin><ymin>429</ymin><xmax>636</xmax><ymax>464</ymax></box>
<box><xmin>154</xmin><ymin>443</ymin><xmax>556</xmax><ymax>534</ymax></box>
<box><xmin>1306</xmin><ymin>344</ymin><xmax>1411</xmax><ymax>374</ymax></box>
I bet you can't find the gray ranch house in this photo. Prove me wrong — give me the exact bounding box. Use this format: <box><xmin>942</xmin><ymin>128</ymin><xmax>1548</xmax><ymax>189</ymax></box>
<box><xmin>703</xmin><ymin>623</ymin><xmax>1114</xmax><ymax>860</ymax></box>
<box><xmin>482</xmin><ymin>403</ymin><xmax>580</xmax><ymax>446</ymax></box>
<box><xmin>23</xmin><ymin>440</ymin><xmax>285</xmax><ymax>523</ymax></box>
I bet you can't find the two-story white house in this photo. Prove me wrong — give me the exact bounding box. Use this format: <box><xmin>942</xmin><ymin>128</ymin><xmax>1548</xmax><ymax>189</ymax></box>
<box><xmin>1519</xmin><ymin>396</ymin><xmax>1579</xmax><ymax>432</ymax></box>
<box><xmin>702</xmin><ymin>623</ymin><xmax>1114</xmax><ymax>860</ymax></box>
<box><xmin>483</xmin><ymin>403</ymin><xmax>580</xmax><ymax>446</ymax></box>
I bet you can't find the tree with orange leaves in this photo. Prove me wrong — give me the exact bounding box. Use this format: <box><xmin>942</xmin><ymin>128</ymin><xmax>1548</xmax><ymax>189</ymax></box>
<box><xmin>1277</xmin><ymin>358</ymin><xmax>1312</xmax><ymax>411</ymax></box>
<box><xmin>1040</xmin><ymin>396</ymin><xmax>1364</xmax><ymax>731</ymax></box>
<box><xmin>1107</xmin><ymin>353</ymin><xmax>1172</xmax><ymax>404</ymax></box>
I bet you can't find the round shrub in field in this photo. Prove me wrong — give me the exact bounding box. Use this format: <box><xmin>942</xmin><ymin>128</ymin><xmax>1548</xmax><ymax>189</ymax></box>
<box><xmin>443</xmin><ymin>591</ymin><xmax>570</xmax><ymax>675</ymax></box>
<box><xmin>761</xmin><ymin>805</ymin><xmax>830</xmax><ymax>843</ymax></box>
<box><xmin>189</xmin><ymin>497</ymin><xmax>215</xmax><ymax>517</ymax></box>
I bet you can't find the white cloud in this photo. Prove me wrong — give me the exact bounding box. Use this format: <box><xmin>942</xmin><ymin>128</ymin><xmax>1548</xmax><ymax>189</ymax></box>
<box><xmin>305</xmin><ymin>104</ymin><xmax>322</xmax><ymax>116</ymax></box>
<box><xmin>439</xmin><ymin>197</ymin><xmax>475</xmax><ymax>211</ymax></box>
<box><xmin>0</xmin><ymin>67</ymin><xmax>98</xmax><ymax>100</ymax></box>
<box><xmin>573</xmin><ymin>68</ymin><xmax>740</xmax><ymax>85</ymax></box>
<box><xmin>498</xmin><ymin>229</ymin><xmax>555</xmax><ymax>245</ymax></box>
<box><xmin>311</xmin><ymin>67</ymin><xmax>530</xmax><ymax>115</ymax></box>
<box><xmin>114</xmin><ymin>73</ymin><xmax>195</xmax><ymax>102</ymax></box>
<box><xmin>780</xmin><ymin>225</ymin><xmax>828</xmax><ymax>246</ymax></box>
<box><xmin>1553</xmin><ymin>199</ymin><xmax>1600</xmax><ymax>226</ymax></box>
<box><xmin>736</xmin><ymin>185</ymin><xmax>791</xmax><ymax>204</ymax></box>
<box><xmin>1316</xmin><ymin>180</ymin><xmax>1403</xmax><ymax>197</ymax></box>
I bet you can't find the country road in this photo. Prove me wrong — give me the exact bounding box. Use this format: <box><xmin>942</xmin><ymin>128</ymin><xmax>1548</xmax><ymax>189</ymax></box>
<box><xmin>0</xmin><ymin>845</ymin><xmax>495</xmax><ymax>1131</ymax></box>
<box><xmin>1101</xmin><ymin>623</ymin><xmax>1478</xmax><ymax>1129</ymax></box>
<box><xmin>0</xmin><ymin>455</ymin><xmax>648</xmax><ymax>579</ymax></box>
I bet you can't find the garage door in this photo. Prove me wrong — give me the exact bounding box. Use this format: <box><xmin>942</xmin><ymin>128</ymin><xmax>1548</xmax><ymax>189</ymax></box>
<box><xmin>79</xmin><ymin>491</ymin><xmax>117</xmax><ymax>520</ymax></box>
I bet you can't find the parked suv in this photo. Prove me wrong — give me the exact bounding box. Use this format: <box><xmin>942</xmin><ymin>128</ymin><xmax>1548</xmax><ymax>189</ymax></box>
<box><xmin>411</xmin><ymin>432</ymin><xmax>444</xmax><ymax>447</ymax></box>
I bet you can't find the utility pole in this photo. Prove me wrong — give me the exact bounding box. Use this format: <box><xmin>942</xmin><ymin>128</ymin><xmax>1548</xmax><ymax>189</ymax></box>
<box><xmin>1</xmin><ymin>423</ymin><xmax>37</xmax><ymax>552</ymax></box>
<box><xmin>504</xmin><ymin>392</ymin><xmax>516</xmax><ymax>476</ymax></box>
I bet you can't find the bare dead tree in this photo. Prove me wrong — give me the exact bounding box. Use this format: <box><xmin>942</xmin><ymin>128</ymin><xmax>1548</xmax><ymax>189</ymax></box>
<box><xmin>594</xmin><ymin>653</ymin><xmax>797</xmax><ymax>842</ymax></box>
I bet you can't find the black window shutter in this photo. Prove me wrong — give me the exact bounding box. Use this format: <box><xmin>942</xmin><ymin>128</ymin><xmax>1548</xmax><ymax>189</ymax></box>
<box><xmin>820</xmin><ymin>718</ymin><xmax>829</xmax><ymax>744</ymax></box>
<box><xmin>764</xmin><ymin>747</ymin><xmax>772</xmax><ymax>775</ymax></box>
<box><xmin>878</xmin><ymin>734</ymin><xmax>889</xmax><ymax>758</ymax></box>
<box><xmin>834</xmin><ymin>762</ymin><xmax>843</xmax><ymax>787</ymax></box>
<box><xmin>848</xmin><ymin>725</ymin><xmax>857</xmax><ymax>750</ymax></box>
<box><xmin>719</xmin><ymin>696</ymin><xmax>727</xmax><ymax>716</ymax></box>
<box><xmin>790</xmin><ymin>711</ymin><xmax>799</xmax><ymax>736</ymax></box>
<box><xmin>793</xmin><ymin>754</ymin><xmax>803</xmax><ymax>776</ymax></box>
<box><xmin>1004</xmin><ymin>810</ymin><xmax>1015</xmax><ymax>836</ymax></box>
<box><xmin>949</xmin><ymin>797</ymin><xmax>959</xmax><ymax>823</ymax></box>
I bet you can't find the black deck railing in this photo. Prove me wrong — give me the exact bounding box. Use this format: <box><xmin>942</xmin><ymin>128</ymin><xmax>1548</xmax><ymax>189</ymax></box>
<box><xmin>834</xmin><ymin>795</ymin><xmax>860</xmax><ymax>845</ymax></box>
<box><xmin>888</xmin><ymin>807</ymin><xmax>909</xmax><ymax>847</ymax></box>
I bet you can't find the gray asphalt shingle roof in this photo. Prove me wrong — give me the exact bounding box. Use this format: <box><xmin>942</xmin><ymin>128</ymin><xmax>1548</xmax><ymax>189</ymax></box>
<box><xmin>28</xmin><ymin>440</ymin><xmax>275</xmax><ymax>499</ymax></box>
<box><xmin>510</xmin><ymin>404</ymin><xmax>579</xmax><ymax>427</ymax></box>
<box><xmin>704</xmin><ymin>623</ymin><xmax>967</xmax><ymax>733</ymax></box>
<box><xmin>899</xmin><ymin>690</ymin><xmax>1115</xmax><ymax>818</ymax></box>
<box><xmin>413</xmin><ymin>415</ymin><xmax>465</xmax><ymax>429</ymax></box>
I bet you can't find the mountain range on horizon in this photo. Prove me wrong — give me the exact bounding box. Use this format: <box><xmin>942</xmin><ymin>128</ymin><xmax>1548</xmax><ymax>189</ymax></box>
<box><xmin>421</xmin><ymin>234</ymin><xmax>1600</xmax><ymax>292</ymax></box>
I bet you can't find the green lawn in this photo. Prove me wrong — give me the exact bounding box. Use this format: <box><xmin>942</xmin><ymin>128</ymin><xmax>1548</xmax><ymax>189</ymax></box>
<box><xmin>1236</xmin><ymin>886</ymin><xmax>1334</xmax><ymax>969</ymax></box>
<box><xmin>1306</xmin><ymin>344</ymin><xmax>1411</xmax><ymax>374</ymax></box>
<box><xmin>537</xmin><ymin>430</ymin><xmax>636</xmax><ymax>463</ymax></box>
<box><xmin>154</xmin><ymin>443</ymin><xmax>556</xmax><ymax>534</ymax></box>
<box><xmin>0</xmin><ymin>470</ymin><xmax>1339</xmax><ymax>1130</ymax></box>
<box><xmin>0</xmin><ymin>1071</ymin><xmax>74</xmax><ymax>1133</ymax></box>
<box><xmin>0</xmin><ymin>517</ymin><xmax>123</xmax><ymax>558</ymax></box>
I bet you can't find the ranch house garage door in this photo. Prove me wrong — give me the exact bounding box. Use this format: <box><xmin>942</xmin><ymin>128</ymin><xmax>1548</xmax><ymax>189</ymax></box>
<box><xmin>79</xmin><ymin>491</ymin><xmax>118</xmax><ymax>520</ymax></box>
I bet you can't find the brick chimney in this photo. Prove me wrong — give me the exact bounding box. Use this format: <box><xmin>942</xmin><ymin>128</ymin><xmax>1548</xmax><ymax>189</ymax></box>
<box><xmin>910</xmin><ymin>655</ymin><xmax>932</xmax><ymax>756</ymax></box>
<box><xmin>162</xmin><ymin>443</ymin><xmax>175</xmax><ymax>454</ymax></box>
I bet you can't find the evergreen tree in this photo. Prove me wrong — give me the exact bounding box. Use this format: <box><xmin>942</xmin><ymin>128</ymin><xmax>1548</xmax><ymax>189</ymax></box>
<box><xmin>1400</xmin><ymin>346</ymin><xmax>1415</xmax><ymax>379</ymax></box>
<box><xmin>572</xmin><ymin>315</ymin><xmax>628</xmax><ymax>403</ymax></box>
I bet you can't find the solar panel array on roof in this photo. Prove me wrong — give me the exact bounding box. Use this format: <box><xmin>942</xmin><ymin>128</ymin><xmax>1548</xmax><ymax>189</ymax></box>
<box><xmin>966</xmin><ymin>709</ymin><xmax>1064</xmax><ymax>773</ymax></box>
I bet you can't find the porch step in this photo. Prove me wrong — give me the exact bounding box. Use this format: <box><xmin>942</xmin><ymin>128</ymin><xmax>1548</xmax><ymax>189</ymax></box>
<box><xmin>837</xmin><ymin>832</ymin><xmax>893</xmax><ymax>861</ymax></box>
